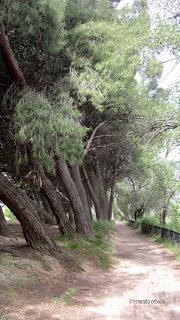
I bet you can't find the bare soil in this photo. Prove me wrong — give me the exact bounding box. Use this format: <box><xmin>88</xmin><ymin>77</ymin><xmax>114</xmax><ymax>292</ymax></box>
<box><xmin>0</xmin><ymin>222</ymin><xmax>180</xmax><ymax>320</ymax></box>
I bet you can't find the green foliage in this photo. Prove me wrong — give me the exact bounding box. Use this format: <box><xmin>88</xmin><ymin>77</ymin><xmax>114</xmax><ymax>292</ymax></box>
<box><xmin>139</xmin><ymin>213</ymin><xmax>161</xmax><ymax>226</ymax></box>
<box><xmin>149</xmin><ymin>23</ymin><xmax>180</xmax><ymax>58</ymax></box>
<box><xmin>1</xmin><ymin>0</ymin><xmax>66</xmax><ymax>53</ymax></box>
<box><xmin>15</xmin><ymin>90</ymin><xmax>86</xmax><ymax>172</ymax></box>
<box><xmin>65</xmin><ymin>0</ymin><xmax>116</xmax><ymax>30</ymax></box>
<box><xmin>3</xmin><ymin>207</ymin><xmax>16</xmax><ymax>222</ymax></box>
<box><xmin>57</xmin><ymin>221</ymin><xmax>115</xmax><ymax>268</ymax></box>
<box><xmin>134</xmin><ymin>209</ymin><xmax>180</xmax><ymax>233</ymax></box>
<box><xmin>68</xmin><ymin>12</ymin><xmax>149</xmax><ymax>112</ymax></box>
<box><xmin>92</xmin><ymin>220</ymin><xmax>115</xmax><ymax>235</ymax></box>
<box><xmin>165</xmin><ymin>203</ymin><xmax>180</xmax><ymax>232</ymax></box>
<box><xmin>1</xmin><ymin>0</ymin><xmax>179</xmax><ymax>229</ymax></box>
<box><xmin>117</xmin><ymin>143</ymin><xmax>180</xmax><ymax>223</ymax></box>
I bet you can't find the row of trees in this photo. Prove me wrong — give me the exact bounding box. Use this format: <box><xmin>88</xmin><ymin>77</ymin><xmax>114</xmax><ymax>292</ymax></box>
<box><xmin>116</xmin><ymin>148</ymin><xmax>180</xmax><ymax>224</ymax></box>
<box><xmin>0</xmin><ymin>0</ymin><xmax>179</xmax><ymax>257</ymax></box>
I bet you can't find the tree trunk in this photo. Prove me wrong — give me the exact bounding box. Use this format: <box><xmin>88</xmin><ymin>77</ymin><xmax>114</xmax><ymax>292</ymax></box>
<box><xmin>88</xmin><ymin>165</ymin><xmax>108</xmax><ymax>220</ymax></box>
<box><xmin>36</xmin><ymin>167</ymin><xmax>75</xmax><ymax>236</ymax></box>
<box><xmin>108</xmin><ymin>179</ymin><xmax>116</xmax><ymax>221</ymax></box>
<box><xmin>0</xmin><ymin>21</ymin><xmax>26</xmax><ymax>88</ymax></box>
<box><xmin>70</xmin><ymin>164</ymin><xmax>92</xmax><ymax>224</ymax></box>
<box><xmin>56</xmin><ymin>158</ymin><xmax>92</xmax><ymax>234</ymax></box>
<box><xmin>81</xmin><ymin>166</ymin><xmax>101</xmax><ymax>220</ymax></box>
<box><xmin>39</xmin><ymin>193</ymin><xmax>56</xmax><ymax>225</ymax></box>
<box><xmin>160</xmin><ymin>206</ymin><xmax>167</xmax><ymax>225</ymax></box>
<box><xmin>96</xmin><ymin>165</ymin><xmax>109</xmax><ymax>219</ymax></box>
<box><xmin>0</xmin><ymin>205</ymin><xmax>9</xmax><ymax>237</ymax></box>
<box><xmin>160</xmin><ymin>192</ymin><xmax>174</xmax><ymax>226</ymax></box>
<box><xmin>0</xmin><ymin>173</ymin><xmax>62</xmax><ymax>256</ymax></box>
<box><xmin>134</xmin><ymin>205</ymin><xmax>145</xmax><ymax>221</ymax></box>
<box><xmin>68</xmin><ymin>209</ymin><xmax>76</xmax><ymax>230</ymax></box>
<box><xmin>81</xmin><ymin>173</ymin><xmax>93</xmax><ymax>221</ymax></box>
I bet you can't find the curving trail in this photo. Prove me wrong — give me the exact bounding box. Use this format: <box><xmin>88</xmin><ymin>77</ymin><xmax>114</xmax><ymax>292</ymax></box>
<box><xmin>58</xmin><ymin>222</ymin><xmax>180</xmax><ymax>320</ymax></box>
<box><xmin>4</xmin><ymin>222</ymin><xmax>180</xmax><ymax>320</ymax></box>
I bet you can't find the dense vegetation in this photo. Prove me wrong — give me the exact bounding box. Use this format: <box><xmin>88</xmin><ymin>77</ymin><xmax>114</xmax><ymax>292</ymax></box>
<box><xmin>0</xmin><ymin>0</ymin><xmax>179</xmax><ymax>260</ymax></box>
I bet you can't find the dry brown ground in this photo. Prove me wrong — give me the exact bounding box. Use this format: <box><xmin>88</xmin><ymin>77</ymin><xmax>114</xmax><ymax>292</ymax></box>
<box><xmin>0</xmin><ymin>222</ymin><xmax>180</xmax><ymax>320</ymax></box>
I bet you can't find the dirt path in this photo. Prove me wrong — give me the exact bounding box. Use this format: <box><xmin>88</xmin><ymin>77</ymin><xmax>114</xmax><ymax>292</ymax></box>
<box><xmin>2</xmin><ymin>222</ymin><xmax>180</xmax><ymax>320</ymax></box>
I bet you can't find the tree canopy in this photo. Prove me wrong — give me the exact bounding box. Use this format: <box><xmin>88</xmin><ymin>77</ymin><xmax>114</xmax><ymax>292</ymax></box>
<box><xmin>0</xmin><ymin>0</ymin><xmax>179</xmax><ymax>252</ymax></box>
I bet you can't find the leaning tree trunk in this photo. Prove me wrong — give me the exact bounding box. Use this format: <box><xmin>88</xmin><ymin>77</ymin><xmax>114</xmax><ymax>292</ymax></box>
<box><xmin>0</xmin><ymin>205</ymin><xmax>9</xmax><ymax>237</ymax></box>
<box><xmin>34</xmin><ymin>201</ymin><xmax>56</xmax><ymax>226</ymax></box>
<box><xmin>70</xmin><ymin>164</ymin><xmax>92</xmax><ymax>224</ymax></box>
<box><xmin>96</xmin><ymin>163</ymin><xmax>109</xmax><ymax>219</ymax></box>
<box><xmin>39</xmin><ymin>193</ymin><xmax>56</xmax><ymax>225</ymax></box>
<box><xmin>0</xmin><ymin>21</ymin><xmax>26</xmax><ymax>87</ymax></box>
<box><xmin>56</xmin><ymin>158</ymin><xmax>92</xmax><ymax>234</ymax></box>
<box><xmin>88</xmin><ymin>165</ymin><xmax>109</xmax><ymax>220</ymax></box>
<box><xmin>36</xmin><ymin>166</ymin><xmax>75</xmax><ymax>236</ymax></box>
<box><xmin>81</xmin><ymin>166</ymin><xmax>102</xmax><ymax>220</ymax></box>
<box><xmin>0</xmin><ymin>173</ymin><xmax>63</xmax><ymax>256</ymax></box>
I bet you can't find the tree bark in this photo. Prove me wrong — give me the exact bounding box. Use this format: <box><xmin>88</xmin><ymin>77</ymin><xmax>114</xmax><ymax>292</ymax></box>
<box><xmin>81</xmin><ymin>166</ymin><xmax>101</xmax><ymax>220</ymax></box>
<box><xmin>108</xmin><ymin>178</ymin><xmax>116</xmax><ymax>221</ymax></box>
<box><xmin>108</xmin><ymin>155</ymin><xmax>118</xmax><ymax>221</ymax></box>
<box><xmin>95</xmin><ymin>162</ymin><xmax>109</xmax><ymax>219</ymax></box>
<box><xmin>0</xmin><ymin>205</ymin><xmax>9</xmax><ymax>237</ymax></box>
<box><xmin>70</xmin><ymin>164</ymin><xmax>92</xmax><ymax>224</ymax></box>
<box><xmin>56</xmin><ymin>158</ymin><xmax>92</xmax><ymax>234</ymax></box>
<box><xmin>0</xmin><ymin>21</ymin><xmax>26</xmax><ymax>88</ymax></box>
<box><xmin>134</xmin><ymin>205</ymin><xmax>145</xmax><ymax>221</ymax></box>
<box><xmin>39</xmin><ymin>193</ymin><xmax>56</xmax><ymax>225</ymax></box>
<box><xmin>36</xmin><ymin>166</ymin><xmax>75</xmax><ymax>236</ymax></box>
<box><xmin>160</xmin><ymin>207</ymin><xmax>167</xmax><ymax>225</ymax></box>
<box><xmin>0</xmin><ymin>173</ymin><xmax>62</xmax><ymax>255</ymax></box>
<box><xmin>88</xmin><ymin>164</ymin><xmax>108</xmax><ymax>220</ymax></box>
<box><xmin>160</xmin><ymin>191</ymin><xmax>174</xmax><ymax>226</ymax></box>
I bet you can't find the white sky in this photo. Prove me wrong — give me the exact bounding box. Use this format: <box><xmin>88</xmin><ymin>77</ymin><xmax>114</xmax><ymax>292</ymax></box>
<box><xmin>158</xmin><ymin>51</ymin><xmax>180</xmax><ymax>89</ymax></box>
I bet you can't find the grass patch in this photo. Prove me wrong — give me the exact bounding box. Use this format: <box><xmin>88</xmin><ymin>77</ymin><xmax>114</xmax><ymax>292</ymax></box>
<box><xmin>53</xmin><ymin>288</ymin><xmax>77</xmax><ymax>307</ymax></box>
<box><xmin>128</xmin><ymin>221</ymin><xmax>180</xmax><ymax>261</ymax></box>
<box><xmin>149</xmin><ymin>233</ymin><xmax>180</xmax><ymax>260</ymax></box>
<box><xmin>3</xmin><ymin>207</ymin><xmax>16</xmax><ymax>222</ymax></box>
<box><xmin>57</xmin><ymin>221</ymin><xmax>115</xmax><ymax>268</ymax></box>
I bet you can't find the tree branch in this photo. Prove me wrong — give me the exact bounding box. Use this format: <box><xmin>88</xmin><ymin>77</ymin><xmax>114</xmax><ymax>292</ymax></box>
<box><xmin>0</xmin><ymin>19</ymin><xmax>26</xmax><ymax>88</ymax></box>
<box><xmin>81</xmin><ymin>120</ymin><xmax>109</xmax><ymax>160</ymax></box>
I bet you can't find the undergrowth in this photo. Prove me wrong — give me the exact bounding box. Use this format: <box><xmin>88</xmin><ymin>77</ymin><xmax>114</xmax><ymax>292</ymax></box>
<box><xmin>149</xmin><ymin>233</ymin><xmax>180</xmax><ymax>261</ymax></box>
<box><xmin>57</xmin><ymin>220</ymin><xmax>115</xmax><ymax>268</ymax></box>
<box><xmin>128</xmin><ymin>220</ymin><xmax>180</xmax><ymax>261</ymax></box>
<box><xmin>136</xmin><ymin>212</ymin><xmax>180</xmax><ymax>233</ymax></box>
